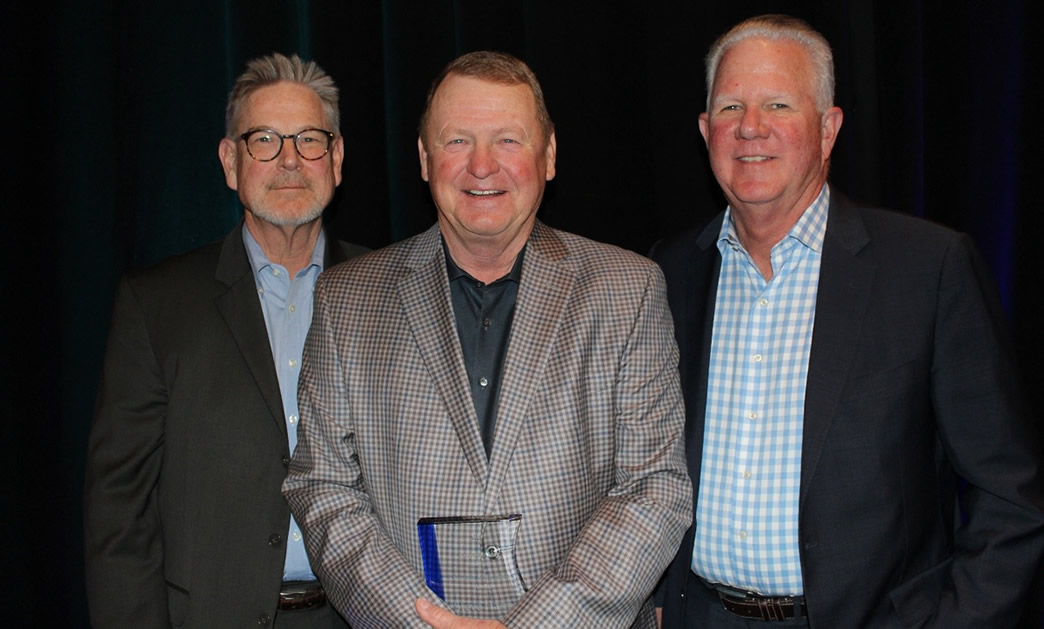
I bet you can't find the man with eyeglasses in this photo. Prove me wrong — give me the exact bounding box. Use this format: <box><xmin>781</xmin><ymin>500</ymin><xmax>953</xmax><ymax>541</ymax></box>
<box><xmin>84</xmin><ymin>53</ymin><xmax>366</xmax><ymax>628</ymax></box>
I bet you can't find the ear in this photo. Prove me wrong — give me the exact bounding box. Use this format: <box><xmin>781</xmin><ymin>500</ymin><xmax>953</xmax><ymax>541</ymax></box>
<box><xmin>820</xmin><ymin>106</ymin><xmax>844</xmax><ymax>161</ymax></box>
<box><xmin>698</xmin><ymin>112</ymin><xmax>710</xmax><ymax>147</ymax></box>
<box><xmin>218</xmin><ymin>138</ymin><xmax>238</xmax><ymax>190</ymax></box>
<box><xmin>418</xmin><ymin>136</ymin><xmax>430</xmax><ymax>182</ymax></box>
<box><xmin>330</xmin><ymin>135</ymin><xmax>345</xmax><ymax>187</ymax></box>
<box><xmin>543</xmin><ymin>131</ymin><xmax>557</xmax><ymax>181</ymax></box>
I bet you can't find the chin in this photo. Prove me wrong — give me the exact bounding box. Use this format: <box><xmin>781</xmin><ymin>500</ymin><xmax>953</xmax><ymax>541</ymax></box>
<box><xmin>250</xmin><ymin>205</ymin><xmax>324</xmax><ymax>227</ymax></box>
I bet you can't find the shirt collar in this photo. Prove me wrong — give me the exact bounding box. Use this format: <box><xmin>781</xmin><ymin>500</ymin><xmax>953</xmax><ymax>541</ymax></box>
<box><xmin>718</xmin><ymin>184</ymin><xmax>831</xmax><ymax>255</ymax></box>
<box><xmin>242</xmin><ymin>223</ymin><xmax>327</xmax><ymax>277</ymax></box>
<box><xmin>442</xmin><ymin>236</ymin><xmax>525</xmax><ymax>285</ymax></box>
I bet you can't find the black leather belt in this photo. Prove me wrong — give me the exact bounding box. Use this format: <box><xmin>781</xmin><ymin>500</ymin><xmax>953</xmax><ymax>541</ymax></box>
<box><xmin>278</xmin><ymin>581</ymin><xmax>326</xmax><ymax>611</ymax></box>
<box><xmin>702</xmin><ymin>578</ymin><xmax>806</xmax><ymax>621</ymax></box>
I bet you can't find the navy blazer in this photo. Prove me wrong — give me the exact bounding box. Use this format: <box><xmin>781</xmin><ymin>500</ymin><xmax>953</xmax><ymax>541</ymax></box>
<box><xmin>653</xmin><ymin>188</ymin><xmax>1044</xmax><ymax>628</ymax></box>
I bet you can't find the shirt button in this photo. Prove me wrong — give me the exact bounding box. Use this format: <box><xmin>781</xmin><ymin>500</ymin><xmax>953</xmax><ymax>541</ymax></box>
<box><xmin>759</xmin><ymin>298</ymin><xmax>768</xmax><ymax>307</ymax></box>
<box><xmin>483</xmin><ymin>318</ymin><xmax>491</xmax><ymax>329</ymax></box>
<box><xmin>288</xmin><ymin>415</ymin><xmax>298</xmax><ymax>424</ymax></box>
<box><xmin>738</xmin><ymin>530</ymin><xmax>748</xmax><ymax>540</ymax></box>
<box><xmin>257</xmin><ymin>287</ymin><xmax>264</xmax><ymax>296</ymax></box>
<box><xmin>272</xmin><ymin>269</ymin><xmax>281</xmax><ymax>277</ymax></box>
<box><xmin>742</xmin><ymin>470</ymin><xmax>752</xmax><ymax>479</ymax></box>
<box><xmin>292</xmin><ymin>531</ymin><xmax>302</xmax><ymax>542</ymax></box>
<box><xmin>289</xmin><ymin>304</ymin><xmax>296</xmax><ymax>313</ymax></box>
<box><xmin>484</xmin><ymin>545</ymin><xmax>501</xmax><ymax>559</ymax></box>
<box><xmin>753</xmin><ymin>354</ymin><xmax>763</xmax><ymax>362</ymax></box>
<box><xmin>479</xmin><ymin>377</ymin><xmax>489</xmax><ymax>388</ymax></box>
<box><xmin>748</xmin><ymin>411</ymin><xmax>758</xmax><ymax>420</ymax></box>
<box><xmin>289</xmin><ymin>359</ymin><xmax>297</xmax><ymax>368</ymax></box>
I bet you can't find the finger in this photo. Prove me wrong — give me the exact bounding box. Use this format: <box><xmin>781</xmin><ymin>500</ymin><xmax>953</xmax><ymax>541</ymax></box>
<box><xmin>415</xmin><ymin>597</ymin><xmax>453</xmax><ymax>627</ymax></box>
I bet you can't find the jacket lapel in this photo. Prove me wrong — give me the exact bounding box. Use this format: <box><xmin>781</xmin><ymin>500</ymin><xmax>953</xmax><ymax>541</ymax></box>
<box><xmin>213</xmin><ymin>223</ymin><xmax>286</xmax><ymax>435</ymax></box>
<box><xmin>683</xmin><ymin>218</ymin><xmax>724</xmax><ymax>494</ymax></box>
<box><xmin>397</xmin><ymin>226</ymin><xmax>490</xmax><ymax>485</ymax></box>
<box><xmin>799</xmin><ymin>190</ymin><xmax>874</xmax><ymax>507</ymax></box>
<box><xmin>483</xmin><ymin>222</ymin><xmax>574</xmax><ymax>508</ymax></box>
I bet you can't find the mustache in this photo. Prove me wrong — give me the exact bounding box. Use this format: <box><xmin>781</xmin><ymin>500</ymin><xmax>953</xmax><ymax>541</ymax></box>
<box><xmin>267</xmin><ymin>174</ymin><xmax>312</xmax><ymax>189</ymax></box>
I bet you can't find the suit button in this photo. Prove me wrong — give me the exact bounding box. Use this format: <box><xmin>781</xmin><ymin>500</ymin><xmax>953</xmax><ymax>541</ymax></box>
<box><xmin>258</xmin><ymin>612</ymin><xmax>272</xmax><ymax>625</ymax></box>
<box><xmin>282</xmin><ymin>455</ymin><xmax>290</xmax><ymax>467</ymax></box>
<box><xmin>269</xmin><ymin>533</ymin><xmax>283</xmax><ymax>547</ymax></box>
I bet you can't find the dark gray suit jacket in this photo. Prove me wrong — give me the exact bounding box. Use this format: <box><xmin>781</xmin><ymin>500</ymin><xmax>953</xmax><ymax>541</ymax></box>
<box><xmin>653</xmin><ymin>189</ymin><xmax>1044</xmax><ymax>628</ymax></box>
<box><xmin>84</xmin><ymin>222</ymin><xmax>367</xmax><ymax>628</ymax></box>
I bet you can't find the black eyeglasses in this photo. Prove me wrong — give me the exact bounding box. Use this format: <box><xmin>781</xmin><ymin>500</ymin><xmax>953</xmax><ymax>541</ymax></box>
<box><xmin>238</xmin><ymin>128</ymin><xmax>335</xmax><ymax>161</ymax></box>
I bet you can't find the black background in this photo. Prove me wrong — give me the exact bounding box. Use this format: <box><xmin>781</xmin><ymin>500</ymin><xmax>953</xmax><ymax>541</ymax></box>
<box><xmin>3</xmin><ymin>1</ymin><xmax>1041</xmax><ymax>624</ymax></box>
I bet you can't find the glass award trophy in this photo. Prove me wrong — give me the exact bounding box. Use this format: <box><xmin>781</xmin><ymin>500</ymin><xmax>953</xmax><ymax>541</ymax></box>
<box><xmin>417</xmin><ymin>514</ymin><xmax>525</xmax><ymax>617</ymax></box>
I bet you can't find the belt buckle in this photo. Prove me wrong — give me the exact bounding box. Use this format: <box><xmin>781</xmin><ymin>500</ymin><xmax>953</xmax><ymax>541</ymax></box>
<box><xmin>278</xmin><ymin>581</ymin><xmax>326</xmax><ymax>611</ymax></box>
<box><xmin>710</xmin><ymin>582</ymin><xmax>801</xmax><ymax>622</ymax></box>
<box><xmin>757</xmin><ymin>597</ymin><xmax>787</xmax><ymax>621</ymax></box>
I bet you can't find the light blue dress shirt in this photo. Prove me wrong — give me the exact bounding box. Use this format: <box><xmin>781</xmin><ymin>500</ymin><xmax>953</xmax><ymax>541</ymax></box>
<box><xmin>691</xmin><ymin>185</ymin><xmax>830</xmax><ymax>596</ymax></box>
<box><xmin>243</xmin><ymin>225</ymin><xmax>325</xmax><ymax>582</ymax></box>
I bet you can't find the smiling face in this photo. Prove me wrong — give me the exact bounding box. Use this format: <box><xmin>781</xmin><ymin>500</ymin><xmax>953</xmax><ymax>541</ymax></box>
<box><xmin>218</xmin><ymin>81</ymin><xmax>344</xmax><ymax>227</ymax></box>
<box><xmin>699</xmin><ymin>37</ymin><xmax>842</xmax><ymax>222</ymax></box>
<box><xmin>418</xmin><ymin>74</ymin><xmax>556</xmax><ymax>256</ymax></box>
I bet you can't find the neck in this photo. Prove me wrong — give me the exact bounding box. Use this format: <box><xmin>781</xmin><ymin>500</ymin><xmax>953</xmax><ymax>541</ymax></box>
<box><xmin>441</xmin><ymin>228</ymin><xmax>530</xmax><ymax>285</ymax></box>
<box><xmin>730</xmin><ymin>183</ymin><xmax>825</xmax><ymax>281</ymax></box>
<box><xmin>244</xmin><ymin>212</ymin><xmax>323</xmax><ymax>277</ymax></box>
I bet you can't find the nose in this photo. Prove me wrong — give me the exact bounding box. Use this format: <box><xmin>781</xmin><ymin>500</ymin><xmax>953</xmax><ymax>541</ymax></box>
<box><xmin>467</xmin><ymin>143</ymin><xmax>499</xmax><ymax>178</ymax></box>
<box><xmin>277</xmin><ymin>139</ymin><xmax>303</xmax><ymax>169</ymax></box>
<box><xmin>738</xmin><ymin>108</ymin><xmax>768</xmax><ymax>140</ymax></box>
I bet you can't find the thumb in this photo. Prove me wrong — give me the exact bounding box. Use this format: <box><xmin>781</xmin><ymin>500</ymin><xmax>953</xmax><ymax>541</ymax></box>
<box><xmin>415</xmin><ymin>597</ymin><xmax>451</xmax><ymax>627</ymax></box>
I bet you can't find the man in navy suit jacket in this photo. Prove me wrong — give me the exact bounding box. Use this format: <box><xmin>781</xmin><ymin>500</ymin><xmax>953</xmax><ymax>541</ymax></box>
<box><xmin>654</xmin><ymin>15</ymin><xmax>1044</xmax><ymax>627</ymax></box>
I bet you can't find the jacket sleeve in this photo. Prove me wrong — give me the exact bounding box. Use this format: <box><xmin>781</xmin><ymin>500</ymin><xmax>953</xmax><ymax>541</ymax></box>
<box><xmin>501</xmin><ymin>265</ymin><xmax>692</xmax><ymax>628</ymax></box>
<box><xmin>283</xmin><ymin>276</ymin><xmax>443</xmax><ymax>628</ymax></box>
<box><xmin>83</xmin><ymin>275</ymin><xmax>171</xmax><ymax>628</ymax></box>
<box><xmin>928</xmin><ymin>234</ymin><xmax>1044</xmax><ymax>627</ymax></box>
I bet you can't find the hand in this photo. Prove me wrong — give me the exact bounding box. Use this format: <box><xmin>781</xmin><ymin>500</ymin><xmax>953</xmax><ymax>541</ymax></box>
<box><xmin>415</xmin><ymin>598</ymin><xmax>507</xmax><ymax>628</ymax></box>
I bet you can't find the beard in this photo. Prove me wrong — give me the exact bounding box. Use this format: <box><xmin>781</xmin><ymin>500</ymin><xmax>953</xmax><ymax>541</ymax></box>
<box><xmin>245</xmin><ymin>175</ymin><xmax>329</xmax><ymax>226</ymax></box>
<box><xmin>247</xmin><ymin>199</ymin><xmax>325</xmax><ymax>227</ymax></box>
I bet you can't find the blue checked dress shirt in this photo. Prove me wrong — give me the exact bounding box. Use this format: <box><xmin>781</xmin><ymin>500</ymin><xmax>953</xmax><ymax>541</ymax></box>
<box><xmin>244</xmin><ymin>226</ymin><xmax>325</xmax><ymax>582</ymax></box>
<box><xmin>691</xmin><ymin>185</ymin><xmax>830</xmax><ymax>596</ymax></box>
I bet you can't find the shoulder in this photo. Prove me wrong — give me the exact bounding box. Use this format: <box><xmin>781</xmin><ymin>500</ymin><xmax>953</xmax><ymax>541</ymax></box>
<box><xmin>647</xmin><ymin>215</ymin><xmax>724</xmax><ymax>288</ymax></box>
<box><xmin>331</xmin><ymin>239</ymin><xmax>371</xmax><ymax>261</ymax></box>
<box><xmin>122</xmin><ymin>238</ymin><xmax>227</xmax><ymax>299</ymax></box>
<box><xmin>530</xmin><ymin>222</ymin><xmax>659</xmax><ymax>275</ymax></box>
<box><xmin>830</xmin><ymin>190</ymin><xmax>965</xmax><ymax>255</ymax></box>
<box><xmin>317</xmin><ymin>227</ymin><xmax>438</xmax><ymax>302</ymax></box>
<box><xmin>826</xmin><ymin>192</ymin><xmax>990</xmax><ymax>296</ymax></box>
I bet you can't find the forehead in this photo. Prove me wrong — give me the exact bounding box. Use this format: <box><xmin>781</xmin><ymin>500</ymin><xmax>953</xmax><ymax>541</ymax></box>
<box><xmin>713</xmin><ymin>37</ymin><xmax>815</xmax><ymax>97</ymax></box>
<box><xmin>237</xmin><ymin>81</ymin><xmax>326</xmax><ymax>131</ymax></box>
<box><xmin>429</xmin><ymin>75</ymin><xmax>538</xmax><ymax>130</ymax></box>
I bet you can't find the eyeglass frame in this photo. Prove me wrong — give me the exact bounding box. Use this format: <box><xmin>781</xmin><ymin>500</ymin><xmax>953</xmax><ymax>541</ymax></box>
<box><xmin>237</xmin><ymin>128</ymin><xmax>336</xmax><ymax>162</ymax></box>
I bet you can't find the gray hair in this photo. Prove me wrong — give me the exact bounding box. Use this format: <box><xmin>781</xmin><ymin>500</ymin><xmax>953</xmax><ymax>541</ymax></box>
<box><xmin>225</xmin><ymin>53</ymin><xmax>340</xmax><ymax>137</ymax></box>
<box><xmin>418</xmin><ymin>51</ymin><xmax>554</xmax><ymax>148</ymax></box>
<box><xmin>705</xmin><ymin>14</ymin><xmax>835</xmax><ymax>113</ymax></box>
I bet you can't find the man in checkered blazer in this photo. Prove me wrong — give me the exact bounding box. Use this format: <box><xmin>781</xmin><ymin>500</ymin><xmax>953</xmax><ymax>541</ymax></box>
<box><xmin>283</xmin><ymin>51</ymin><xmax>692</xmax><ymax>628</ymax></box>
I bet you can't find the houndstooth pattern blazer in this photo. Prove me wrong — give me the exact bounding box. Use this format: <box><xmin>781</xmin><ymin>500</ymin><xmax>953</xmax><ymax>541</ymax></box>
<box><xmin>284</xmin><ymin>221</ymin><xmax>692</xmax><ymax>628</ymax></box>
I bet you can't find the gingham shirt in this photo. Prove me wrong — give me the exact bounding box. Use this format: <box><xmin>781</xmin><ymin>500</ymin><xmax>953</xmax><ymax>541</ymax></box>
<box><xmin>691</xmin><ymin>185</ymin><xmax>829</xmax><ymax>596</ymax></box>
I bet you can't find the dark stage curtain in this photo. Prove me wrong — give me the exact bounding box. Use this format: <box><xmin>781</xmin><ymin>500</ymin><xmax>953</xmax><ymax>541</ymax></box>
<box><xmin>6</xmin><ymin>1</ymin><xmax>1040</xmax><ymax>625</ymax></box>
